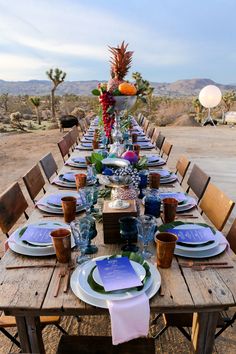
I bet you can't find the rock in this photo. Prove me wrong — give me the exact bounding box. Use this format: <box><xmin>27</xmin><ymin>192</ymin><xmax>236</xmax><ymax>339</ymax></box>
<box><xmin>70</xmin><ymin>107</ymin><xmax>85</xmax><ymax>119</ymax></box>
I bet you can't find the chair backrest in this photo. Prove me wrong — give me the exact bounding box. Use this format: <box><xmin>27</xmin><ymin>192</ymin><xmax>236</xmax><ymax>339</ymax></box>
<box><xmin>70</xmin><ymin>126</ymin><xmax>80</xmax><ymax>145</ymax></box>
<box><xmin>186</xmin><ymin>164</ymin><xmax>210</xmax><ymax>203</ymax></box>
<box><xmin>0</xmin><ymin>182</ymin><xmax>28</xmax><ymax>236</ymax></box>
<box><xmin>151</xmin><ymin>127</ymin><xmax>159</xmax><ymax>145</ymax></box>
<box><xmin>23</xmin><ymin>164</ymin><xmax>46</xmax><ymax>203</ymax></box>
<box><xmin>175</xmin><ymin>155</ymin><xmax>191</xmax><ymax>185</ymax></box>
<box><xmin>147</xmin><ymin>125</ymin><xmax>155</xmax><ymax>139</ymax></box>
<box><xmin>136</xmin><ymin>113</ymin><xmax>143</xmax><ymax>125</ymax></box>
<box><xmin>78</xmin><ymin>119</ymin><xmax>86</xmax><ymax>133</ymax></box>
<box><xmin>226</xmin><ymin>219</ymin><xmax>236</xmax><ymax>254</ymax></box>
<box><xmin>63</xmin><ymin>131</ymin><xmax>74</xmax><ymax>151</ymax></box>
<box><xmin>58</xmin><ymin>138</ymin><xmax>70</xmax><ymax>162</ymax></box>
<box><xmin>155</xmin><ymin>133</ymin><xmax>165</xmax><ymax>151</ymax></box>
<box><xmin>40</xmin><ymin>152</ymin><xmax>58</xmax><ymax>183</ymax></box>
<box><xmin>199</xmin><ymin>183</ymin><xmax>235</xmax><ymax>231</ymax></box>
<box><xmin>139</xmin><ymin>114</ymin><xmax>145</xmax><ymax>126</ymax></box>
<box><xmin>161</xmin><ymin>141</ymin><xmax>173</xmax><ymax>163</ymax></box>
<box><xmin>143</xmin><ymin>119</ymin><xmax>150</xmax><ymax>133</ymax></box>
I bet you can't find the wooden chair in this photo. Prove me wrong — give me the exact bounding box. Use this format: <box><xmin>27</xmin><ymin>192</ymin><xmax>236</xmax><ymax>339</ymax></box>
<box><xmin>151</xmin><ymin>218</ymin><xmax>236</xmax><ymax>341</ymax></box>
<box><xmin>40</xmin><ymin>152</ymin><xmax>58</xmax><ymax>183</ymax></box>
<box><xmin>23</xmin><ymin>164</ymin><xmax>46</xmax><ymax>203</ymax></box>
<box><xmin>63</xmin><ymin>131</ymin><xmax>74</xmax><ymax>152</ymax></box>
<box><xmin>58</xmin><ymin>138</ymin><xmax>70</xmax><ymax>162</ymax></box>
<box><xmin>78</xmin><ymin>119</ymin><xmax>87</xmax><ymax>134</ymax></box>
<box><xmin>155</xmin><ymin>132</ymin><xmax>165</xmax><ymax>152</ymax></box>
<box><xmin>146</xmin><ymin>125</ymin><xmax>155</xmax><ymax>139</ymax></box>
<box><xmin>161</xmin><ymin>141</ymin><xmax>173</xmax><ymax>163</ymax></box>
<box><xmin>186</xmin><ymin>164</ymin><xmax>210</xmax><ymax>203</ymax></box>
<box><xmin>175</xmin><ymin>155</ymin><xmax>191</xmax><ymax>185</ymax></box>
<box><xmin>151</xmin><ymin>127</ymin><xmax>159</xmax><ymax>145</ymax></box>
<box><xmin>143</xmin><ymin>118</ymin><xmax>150</xmax><ymax>133</ymax></box>
<box><xmin>0</xmin><ymin>182</ymin><xmax>28</xmax><ymax>237</ymax></box>
<box><xmin>70</xmin><ymin>125</ymin><xmax>80</xmax><ymax>145</ymax></box>
<box><xmin>199</xmin><ymin>183</ymin><xmax>235</xmax><ymax>231</ymax></box>
<box><xmin>0</xmin><ymin>314</ymin><xmax>67</xmax><ymax>349</ymax></box>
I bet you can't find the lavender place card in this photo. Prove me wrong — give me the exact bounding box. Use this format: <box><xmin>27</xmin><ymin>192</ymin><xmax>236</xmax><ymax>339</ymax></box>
<box><xmin>96</xmin><ymin>257</ymin><xmax>142</xmax><ymax>292</ymax></box>
<box><xmin>167</xmin><ymin>227</ymin><xmax>215</xmax><ymax>244</ymax></box>
<box><xmin>20</xmin><ymin>226</ymin><xmax>54</xmax><ymax>244</ymax></box>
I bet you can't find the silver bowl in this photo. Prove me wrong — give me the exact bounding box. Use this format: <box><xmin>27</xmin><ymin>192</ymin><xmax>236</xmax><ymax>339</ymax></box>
<box><xmin>99</xmin><ymin>175</ymin><xmax>132</xmax><ymax>188</ymax></box>
<box><xmin>114</xmin><ymin>96</ymin><xmax>137</xmax><ymax>113</ymax></box>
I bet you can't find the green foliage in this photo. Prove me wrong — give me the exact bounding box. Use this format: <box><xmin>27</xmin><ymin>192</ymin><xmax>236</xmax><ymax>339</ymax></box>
<box><xmin>30</xmin><ymin>97</ymin><xmax>41</xmax><ymax>107</ymax></box>
<box><xmin>222</xmin><ymin>91</ymin><xmax>236</xmax><ymax>112</ymax></box>
<box><xmin>134</xmin><ymin>155</ymin><xmax>148</xmax><ymax>170</ymax></box>
<box><xmin>46</xmin><ymin>68</ymin><xmax>66</xmax><ymax>87</ymax></box>
<box><xmin>90</xmin><ymin>152</ymin><xmax>104</xmax><ymax>173</ymax></box>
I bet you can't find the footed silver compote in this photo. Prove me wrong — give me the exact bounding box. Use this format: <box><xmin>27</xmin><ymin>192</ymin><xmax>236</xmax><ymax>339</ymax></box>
<box><xmin>99</xmin><ymin>175</ymin><xmax>133</xmax><ymax>209</ymax></box>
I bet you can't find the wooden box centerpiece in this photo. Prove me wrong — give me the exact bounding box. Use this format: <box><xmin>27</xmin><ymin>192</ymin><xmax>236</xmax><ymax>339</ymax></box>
<box><xmin>102</xmin><ymin>199</ymin><xmax>138</xmax><ymax>244</ymax></box>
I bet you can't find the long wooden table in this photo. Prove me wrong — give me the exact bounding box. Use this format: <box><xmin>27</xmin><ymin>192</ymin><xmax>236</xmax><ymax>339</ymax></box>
<box><xmin>0</xmin><ymin>126</ymin><xmax>236</xmax><ymax>354</ymax></box>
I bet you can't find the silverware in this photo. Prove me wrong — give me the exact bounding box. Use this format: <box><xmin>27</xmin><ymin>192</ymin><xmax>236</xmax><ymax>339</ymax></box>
<box><xmin>180</xmin><ymin>261</ymin><xmax>228</xmax><ymax>268</ymax></box>
<box><xmin>6</xmin><ymin>264</ymin><xmax>56</xmax><ymax>270</ymax></box>
<box><xmin>54</xmin><ymin>269</ymin><xmax>66</xmax><ymax>297</ymax></box>
<box><xmin>192</xmin><ymin>265</ymin><xmax>234</xmax><ymax>271</ymax></box>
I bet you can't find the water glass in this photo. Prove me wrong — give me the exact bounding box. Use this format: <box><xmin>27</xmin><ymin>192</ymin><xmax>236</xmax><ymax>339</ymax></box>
<box><xmin>138</xmin><ymin>171</ymin><xmax>148</xmax><ymax>199</ymax></box>
<box><xmin>70</xmin><ymin>218</ymin><xmax>91</xmax><ymax>265</ymax></box>
<box><xmin>137</xmin><ymin>215</ymin><xmax>157</xmax><ymax>259</ymax></box>
<box><xmin>119</xmin><ymin>216</ymin><xmax>138</xmax><ymax>252</ymax></box>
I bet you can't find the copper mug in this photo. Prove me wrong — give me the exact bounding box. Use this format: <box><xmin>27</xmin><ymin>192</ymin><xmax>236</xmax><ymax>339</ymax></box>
<box><xmin>155</xmin><ymin>232</ymin><xmax>178</xmax><ymax>268</ymax></box>
<box><xmin>61</xmin><ymin>196</ymin><xmax>77</xmax><ymax>223</ymax></box>
<box><xmin>50</xmin><ymin>228</ymin><xmax>71</xmax><ymax>263</ymax></box>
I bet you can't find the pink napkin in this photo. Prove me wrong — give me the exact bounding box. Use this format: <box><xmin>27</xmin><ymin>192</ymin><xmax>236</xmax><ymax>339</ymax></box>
<box><xmin>107</xmin><ymin>293</ymin><xmax>150</xmax><ymax>345</ymax></box>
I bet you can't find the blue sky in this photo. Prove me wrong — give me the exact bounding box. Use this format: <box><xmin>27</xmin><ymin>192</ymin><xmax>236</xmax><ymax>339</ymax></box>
<box><xmin>0</xmin><ymin>0</ymin><xmax>235</xmax><ymax>83</ymax></box>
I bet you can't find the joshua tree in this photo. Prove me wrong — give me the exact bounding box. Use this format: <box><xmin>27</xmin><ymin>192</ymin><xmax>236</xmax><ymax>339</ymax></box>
<box><xmin>0</xmin><ymin>93</ymin><xmax>9</xmax><ymax>114</ymax></box>
<box><xmin>30</xmin><ymin>97</ymin><xmax>41</xmax><ymax>125</ymax></box>
<box><xmin>192</xmin><ymin>97</ymin><xmax>204</xmax><ymax>122</ymax></box>
<box><xmin>46</xmin><ymin>68</ymin><xmax>66</xmax><ymax>121</ymax></box>
<box><xmin>222</xmin><ymin>91</ymin><xmax>236</xmax><ymax>112</ymax></box>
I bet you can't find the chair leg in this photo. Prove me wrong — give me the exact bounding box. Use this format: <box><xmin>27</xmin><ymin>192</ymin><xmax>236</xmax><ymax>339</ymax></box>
<box><xmin>150</xmin><ymin>325</ymin><xmax>169</xmax><ymax>339</ymax></box>
<box><xmin>54</xmin><ymin>323</ymin><xmax>68</xmax><ymax>335</ymax></box>
<box><xmin>0</xmin><ymin>327</ymin><xmax>21</xmax><ymax>348</ymax></box>
<box><xmin>215</xmin><ymin>313</ymin><xmax>236</xmax><ymax>338</ymax></box>
<box><xmin>151</xmin><ymin>313</ymin><xmax>162</xmax><ymax>325</ymax></box>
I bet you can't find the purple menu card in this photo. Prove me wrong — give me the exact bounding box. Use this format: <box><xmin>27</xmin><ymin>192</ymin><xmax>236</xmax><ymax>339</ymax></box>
<box><xmin>96</xmin><ymin>257</ymin><xmax>142</xmax><ymax>292</ymax></box>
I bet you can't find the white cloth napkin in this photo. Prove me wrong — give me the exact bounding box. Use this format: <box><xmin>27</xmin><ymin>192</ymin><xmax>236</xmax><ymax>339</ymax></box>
<box><xmin>107</xmin><ymin>293</ymin><xmax>150</xmax><ymax>345</ymax></box>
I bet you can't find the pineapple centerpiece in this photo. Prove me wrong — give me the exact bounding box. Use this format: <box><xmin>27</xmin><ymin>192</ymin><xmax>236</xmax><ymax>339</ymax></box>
<box><xmin>92</xmin><ymin>41</ymin><xmax>153</xmax><ymax>142</ymax></box>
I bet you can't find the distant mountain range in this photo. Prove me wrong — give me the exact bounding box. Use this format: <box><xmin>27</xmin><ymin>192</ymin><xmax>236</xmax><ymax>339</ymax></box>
<box><xmin>0</xmin><ymin>78</ymin><xmax>235</xmax><ymax>97</ymax></box>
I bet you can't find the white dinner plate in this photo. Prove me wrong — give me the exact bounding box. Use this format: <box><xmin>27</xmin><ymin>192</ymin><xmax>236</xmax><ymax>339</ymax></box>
<box><xmin>92</xmin><ymin>260</ymin><xmax>146</xmax><ymax>286</ymax></box>
<box><xmin>159</xmin><ymin>174</ymin><xmax>178</xmax><ymax>184</ymax></box>
<box><xmin>173</xmin><ymin>225</ymin><xmax>226</xmax><ymax>258</ymax></box>
<box><xmin>75</xmin><ymin>255</ymin><xmax>155</xmax><ymax>301</ymax></box>
<box><xmin>9</xmin><ymin>221</ymin><xmax>75</xmax><ymax>256</ymax></box>
<box><xmin>70</xmin><ymin>260</ymin><xmax>161</xmax><ymax>308</ymax></box>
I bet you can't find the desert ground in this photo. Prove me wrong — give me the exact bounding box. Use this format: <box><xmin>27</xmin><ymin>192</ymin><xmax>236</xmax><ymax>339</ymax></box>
<box><xmin>0</xmin><ymin>125</ymin><xmax>236</xmax><ymax>353</ymax></box>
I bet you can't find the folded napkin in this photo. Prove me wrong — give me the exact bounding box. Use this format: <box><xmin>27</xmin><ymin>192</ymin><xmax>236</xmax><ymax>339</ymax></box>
<box><xmin>107</xmin><ymin>293</ymin><xmax>150</xmax><ymax>345</ymax></box>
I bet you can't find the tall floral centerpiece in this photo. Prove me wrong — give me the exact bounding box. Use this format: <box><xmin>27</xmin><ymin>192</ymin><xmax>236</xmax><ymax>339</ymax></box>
<box><xmin>92</xmin><ymin>41</ymin><xmax>153</xmax><ymax>140</ymax></box>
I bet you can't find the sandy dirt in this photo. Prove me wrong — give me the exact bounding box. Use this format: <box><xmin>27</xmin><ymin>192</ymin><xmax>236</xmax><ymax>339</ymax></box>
<box><xmin>0</xmin><ymin>125</ymin><xmax>236</xmax><ymax>353</ymax></box>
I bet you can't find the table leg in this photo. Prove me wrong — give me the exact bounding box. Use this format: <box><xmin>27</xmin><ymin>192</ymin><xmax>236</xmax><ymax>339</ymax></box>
<box><xmin>191</xmin><ymin>312</ymin><xmax>218</xmax><ymax>354</ymax></box>
<box><xmin>25</xmin><ymin>316</ymin><xmax>45</xmax><ymax>354</ymax></box>
<box><xmin>15</xmin><ymin>316</ymin><xmax>31</xmax><ymax>353</ymax></box>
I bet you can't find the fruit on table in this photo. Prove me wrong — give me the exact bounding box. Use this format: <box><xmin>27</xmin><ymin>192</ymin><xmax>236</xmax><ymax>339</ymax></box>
<box><xmin>107</xmin><ymin>41</ymin><xmax>133</xmax><ymax>92</ymax></box>
<box><xmin>122</xmin><ymin>150</ymin><xmax>138</xmax><ymax>164</ymax></box>
<box><xmin>118</xmin><ymin>82</ymin><xmax>137</xmax><ymax>96</ymax></box>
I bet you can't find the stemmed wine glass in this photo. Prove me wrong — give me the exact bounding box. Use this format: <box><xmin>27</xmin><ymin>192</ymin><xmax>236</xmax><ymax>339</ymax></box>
<box><xmin>70</xmin><ymin>217</ymin><xmax>91</xmax><ymax>265</ymax></box>
<box><xmin>136</xmin><ymin>215</ymin><xmax>157</xmax><ymax>259</ymax></box>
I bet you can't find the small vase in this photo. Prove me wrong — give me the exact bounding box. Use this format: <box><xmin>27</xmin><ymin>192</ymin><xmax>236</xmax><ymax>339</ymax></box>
<box><xmin>111</xmin><ymin>185</ymin><xmax>138</xmax><ymax>200</ymax></box>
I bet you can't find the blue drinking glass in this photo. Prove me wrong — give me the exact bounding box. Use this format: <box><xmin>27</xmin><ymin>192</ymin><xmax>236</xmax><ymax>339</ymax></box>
<box><xmin>138</xmin><ymin>171</ymin><xmax>148</xmax><ymax>199</ymax></box>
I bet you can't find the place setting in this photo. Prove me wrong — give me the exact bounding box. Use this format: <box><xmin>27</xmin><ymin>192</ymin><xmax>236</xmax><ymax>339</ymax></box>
<box><xmin>146</xmin><ymin>154</ymin><xmax>166</xmax><ymax>167</ymax></box>
<box><xmin>7</xmin><ymin>220</ymin><xmax>75</xmax><ymax>257</ymax></box>
<box><xmin>52</xmin><ymin>171</ymin><xmax>96</xmax><ymax>188</ymax></box>
<box><xmin>149</xmin><ymin>169</ymin><xmax>178</xmax><ymax>184</ymax></box>
<box><xmin>36</xmin><ymin>191</ymin><xmax>85</xmax><ymax>214</ymax></box>
<box><xmin>65</xmin><ymin>156</ymin><xmax>88</xmax><ymax>168</ymax></box>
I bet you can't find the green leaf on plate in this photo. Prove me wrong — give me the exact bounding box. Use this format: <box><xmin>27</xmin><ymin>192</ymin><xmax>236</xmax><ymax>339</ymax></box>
<box><xmin>19</xmin><ymin>226</ymin><xmax>27</xmax><ymax>238</ymax></box>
